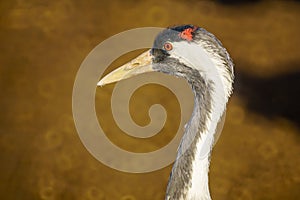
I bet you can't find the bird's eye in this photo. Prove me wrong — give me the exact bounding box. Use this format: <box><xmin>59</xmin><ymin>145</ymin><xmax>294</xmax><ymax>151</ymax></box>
<box><xmin>163</xmin><ymin>42</ymin><xmax>173</xmax><ymax>51</ymax></box>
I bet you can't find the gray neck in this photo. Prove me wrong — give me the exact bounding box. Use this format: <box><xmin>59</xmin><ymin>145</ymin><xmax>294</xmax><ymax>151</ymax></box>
<box><xmin>165</xmin><ymin>70</ymin><xmax>214</xmax><ymax>200</ymax></box>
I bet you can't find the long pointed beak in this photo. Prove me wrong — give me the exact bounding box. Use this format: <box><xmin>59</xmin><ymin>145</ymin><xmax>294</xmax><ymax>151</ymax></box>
<box><xmin>97</xmin><ymin>50</ymin><xmax>154</xmax><ymax>86</ymax></box>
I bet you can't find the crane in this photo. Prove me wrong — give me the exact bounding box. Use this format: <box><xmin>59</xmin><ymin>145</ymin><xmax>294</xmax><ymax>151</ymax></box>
<box><xmin>98</xmin><ymin>25</ymin><xmax>234</xmax><ymax>200</ymax></box>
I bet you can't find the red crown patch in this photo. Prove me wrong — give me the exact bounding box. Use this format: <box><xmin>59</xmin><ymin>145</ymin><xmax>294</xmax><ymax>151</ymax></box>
<box><xmin>179</xmin><ymin>27</ymin><xmax>197</xmax><ymax>41</ymax></box>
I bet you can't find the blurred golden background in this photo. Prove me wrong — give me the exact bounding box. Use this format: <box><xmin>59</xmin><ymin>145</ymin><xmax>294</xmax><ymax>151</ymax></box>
<box><xmin>0</xmin><ymin>0</ymin><xmax>300</xmax><ymax>199</ymax></box>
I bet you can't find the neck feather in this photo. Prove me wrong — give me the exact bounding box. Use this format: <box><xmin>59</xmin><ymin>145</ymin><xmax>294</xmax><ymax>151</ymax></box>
<box><xmin>165</xmin><ymin>69</ymin><xmax>227</xmax><ymax>200</ymax></box>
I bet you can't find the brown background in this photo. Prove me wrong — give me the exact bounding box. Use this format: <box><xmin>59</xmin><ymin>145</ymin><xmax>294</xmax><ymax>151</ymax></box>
<box><xmin>0</xmin><ymin>0</ymin><xmax>300</xmax><ymax>200</ymax></box>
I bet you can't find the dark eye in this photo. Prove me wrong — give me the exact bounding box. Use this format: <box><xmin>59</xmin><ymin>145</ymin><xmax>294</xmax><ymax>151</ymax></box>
<box><xmin>163</xmin><ymin>42</ymin><xmax>173</xmax><ymax>51</ymax></box>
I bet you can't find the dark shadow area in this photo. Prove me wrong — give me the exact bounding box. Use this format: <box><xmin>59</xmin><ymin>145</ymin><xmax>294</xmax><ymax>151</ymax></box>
<box><xmin>216</xmin><ymin>0</ymin><xmax>300</xmax><ymax>5</ymax></box>
<box><xmin>234</xmin><ymin>63</ymin><xmax>300</xmax><ymax>127</ymax></box>
<box><xmin>216</xmin><ymin>0</ymin><xmax>261</xmax><ymax>5</ymax></box>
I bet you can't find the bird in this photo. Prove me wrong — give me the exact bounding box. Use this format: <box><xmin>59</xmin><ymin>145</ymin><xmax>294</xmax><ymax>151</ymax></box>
<box><xmin>98</xmin><ymin>25</ymin><xmax>234</xmax><ymax>200</ymax></box>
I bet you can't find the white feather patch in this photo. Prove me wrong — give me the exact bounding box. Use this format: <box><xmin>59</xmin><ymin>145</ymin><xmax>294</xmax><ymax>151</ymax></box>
<box><xmin>169</xmin><ymin>41</ymin><xmax>232</xmax><ymax>199</ymax></box>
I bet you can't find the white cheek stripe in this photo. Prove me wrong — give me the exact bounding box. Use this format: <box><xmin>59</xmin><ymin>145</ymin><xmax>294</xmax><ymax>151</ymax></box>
<box><xmin>170</xmin><ymin>42</ymin><xmax>232</xmax><ymax>199</ymax></box>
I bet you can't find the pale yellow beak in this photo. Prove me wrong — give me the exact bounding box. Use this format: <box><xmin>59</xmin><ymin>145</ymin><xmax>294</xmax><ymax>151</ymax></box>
<box><xmin>97</xmin><ymin>50</ymin><xmax>154</xmax><ymax>86</ymax></box>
